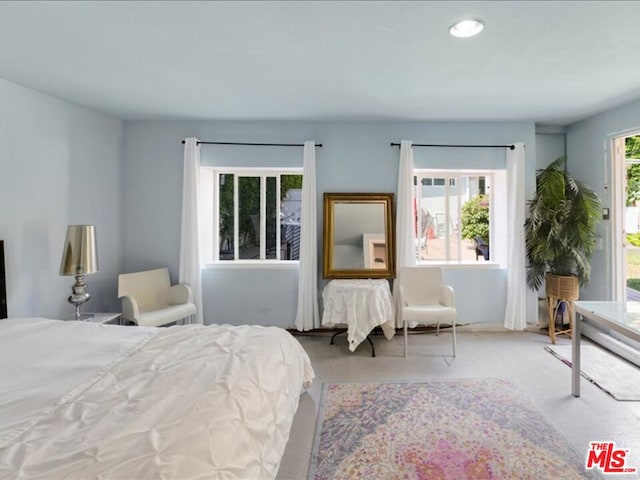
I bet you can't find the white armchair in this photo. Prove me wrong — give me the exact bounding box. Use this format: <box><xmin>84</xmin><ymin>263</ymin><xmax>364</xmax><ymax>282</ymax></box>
<box><xmin>118</xmin><ymin>268</ymin><xmax>197</xmax><ymax>327</ymax></box>
<box><xmin>397</xmin><ymin>266</ymin><xmax>457</xmax><ymax>358</ymax></box>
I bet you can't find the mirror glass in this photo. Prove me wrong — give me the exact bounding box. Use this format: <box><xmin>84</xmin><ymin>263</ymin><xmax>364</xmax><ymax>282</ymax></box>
<box><xmin>323</xmin><ymin>193</ymin><xmax>395</xmax><ymax>279</ymax></box>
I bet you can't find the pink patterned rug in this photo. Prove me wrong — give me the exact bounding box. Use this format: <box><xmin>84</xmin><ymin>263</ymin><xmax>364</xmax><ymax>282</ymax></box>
<box><xmin>308</xmin><ymin>379</ymin><xmax>594</xmax><ymax>479</ymax></box>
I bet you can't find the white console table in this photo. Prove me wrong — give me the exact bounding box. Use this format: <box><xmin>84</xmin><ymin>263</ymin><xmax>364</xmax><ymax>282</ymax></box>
<box><xmin>322</xmin><ymin>279</ymin><xmax>395</xmax><ymax>354</ymax></box>
<box><xmin>572</xmin><ymin>301</ymin><xmax>640</xmax><ymax>397</ymax></box>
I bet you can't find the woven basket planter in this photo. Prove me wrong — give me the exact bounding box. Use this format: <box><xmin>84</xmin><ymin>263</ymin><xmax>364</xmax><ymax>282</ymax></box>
<box><xmin>545</xmin><ymin>273</ymin><xmax>579</xmax><ymax>301</ymax></box>
<box><xmin>544</xmin><ymin>273</ymin><xmax>579</xmax><ymax>344</ymax></box>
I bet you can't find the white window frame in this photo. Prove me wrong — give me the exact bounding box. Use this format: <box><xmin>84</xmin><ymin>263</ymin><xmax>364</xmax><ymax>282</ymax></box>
<box><xmin>414</xmin><ymin>168</ymin><xmax>501</xmax><ymax>267</ymax></box>
<box><xmin>200</xmin><ymin>166</ymin><xmax>302</xmax><ymax>267</ymax></box>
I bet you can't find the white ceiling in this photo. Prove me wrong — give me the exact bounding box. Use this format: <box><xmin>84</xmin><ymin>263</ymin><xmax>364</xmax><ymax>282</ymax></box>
<box><xmin>1</xmin><ymin>1</ymin><xmax>640</xmax><ymax>125</ymax></box>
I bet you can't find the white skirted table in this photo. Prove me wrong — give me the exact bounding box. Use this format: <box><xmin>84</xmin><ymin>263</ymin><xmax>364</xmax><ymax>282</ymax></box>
<box><xmin>322</xmin><ymin>279</ymin><xmax>395</xmax><ymax>356</ymax></box>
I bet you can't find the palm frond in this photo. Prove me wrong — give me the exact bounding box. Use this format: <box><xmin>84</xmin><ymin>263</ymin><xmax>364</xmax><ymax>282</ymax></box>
<box><xmin>525</xmin><ymin>156</ymin><xmax>601</xmax><ymax>290</ymax></box>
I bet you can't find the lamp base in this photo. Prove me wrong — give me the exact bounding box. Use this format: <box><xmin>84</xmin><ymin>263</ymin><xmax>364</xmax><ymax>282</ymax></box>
<box><xmin>68</xmin><ymin>274</ymin><xmax>91</xmax><ymax>321</ymax></box>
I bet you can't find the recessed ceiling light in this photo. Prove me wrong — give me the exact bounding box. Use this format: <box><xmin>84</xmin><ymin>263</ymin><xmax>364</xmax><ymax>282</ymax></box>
<box><xmin>449</xmin><ymin>19</ymin><xmax>484</xmax><ymax>38</ymax></box>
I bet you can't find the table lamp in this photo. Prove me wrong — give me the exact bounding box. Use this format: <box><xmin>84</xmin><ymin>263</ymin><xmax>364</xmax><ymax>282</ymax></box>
<box><xmin>59</xmin><ymin>225</ymin><xmax>99</xmax><ymax>320</ymax></box>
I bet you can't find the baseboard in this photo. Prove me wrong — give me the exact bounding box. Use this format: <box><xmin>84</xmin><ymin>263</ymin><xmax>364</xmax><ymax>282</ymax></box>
<box><xmin>286</xmin><ymin>322</ymin><xmax>509</xmax><ymax>336</ymax></box>
<box><xmin>287</xmin><ymin>325</ymin><xmax>445</xmax><ymax>336</ymax></box>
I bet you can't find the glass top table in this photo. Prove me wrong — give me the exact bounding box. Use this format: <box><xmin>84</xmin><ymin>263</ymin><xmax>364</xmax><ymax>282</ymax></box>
<box><xmin>572</xmin><ymin>301</ymin><xmax>640</xmax><ymax>397</ymax></box>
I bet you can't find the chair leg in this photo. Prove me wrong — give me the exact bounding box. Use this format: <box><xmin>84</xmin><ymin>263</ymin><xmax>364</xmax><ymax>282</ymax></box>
<box><xmin>452</xmin><ymin>319</ymin><xmax>456</xmax><ymax>357</ymax></box>
<box><xmin>404</xmin><ymin>320</ymin><xmax>408</xmax><ymax>357</ymax></box>
<box><xmin>436</xmin><ymin>322</ymin><xmax>440</xmax><ymax>336</ymax></box>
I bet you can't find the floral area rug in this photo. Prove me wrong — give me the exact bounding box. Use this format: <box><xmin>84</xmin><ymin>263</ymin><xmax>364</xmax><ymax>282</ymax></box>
<box><xmin>308</xmin><ymin>378</ymin><xmax>594</xmax><ymax>480</ymax></box>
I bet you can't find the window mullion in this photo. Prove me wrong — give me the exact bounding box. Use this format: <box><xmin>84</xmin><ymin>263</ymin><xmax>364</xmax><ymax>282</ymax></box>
<box><xmin>415</xmin><ymin>175</ymin><xmax>422</xmax><ymax>260</ymax></box>
<box><xmin>444</xmin><ymin>176</ymin><xmax>450</xmax><ymax>260</ymax></box>
<box><xmin>489</xmin><ymin>173</ymin><xmax>494</xmax><ymax>263</ymax></box>
<box><xmin>213</xmin><ymin>172</ymin><xmax>220</xmax><ymax>262</ymax></box>
<box><xmin>276</xmin><ymin>175</ymin><xmax>281</xmax><ymax>260</ymax></box>
<box><xmin>457</xmin><ymin>176</ymin><xmax>462</xmax><ymax>262</ymax></box>
<box><xmin>260</xmin><ymin>175</ymin><xmax>266</xmax><ymax>260</ymax></box>
<box><xmin>233</xmin><ymin>175</ymin><xmax>239</xmax><ymax>260</ymax></box>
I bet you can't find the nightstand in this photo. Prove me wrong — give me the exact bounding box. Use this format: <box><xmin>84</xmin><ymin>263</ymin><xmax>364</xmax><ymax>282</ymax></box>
<box><xmin>65</xmin><ymin>313</ymin><xmax>122</xmax><ymax>324</ymax></box>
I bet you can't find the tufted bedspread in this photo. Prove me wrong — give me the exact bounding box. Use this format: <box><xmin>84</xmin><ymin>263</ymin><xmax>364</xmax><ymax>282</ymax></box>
<box><xmin>0</xmin><ymin>318</ymin><xmax>314</xmax><ymax>479</ymax></box>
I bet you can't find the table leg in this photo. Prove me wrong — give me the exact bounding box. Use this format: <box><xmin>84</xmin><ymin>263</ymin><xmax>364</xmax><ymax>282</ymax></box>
<box><xmin>365</xmin><ymin>336</ymin><xmax>376</xmax><ymax>357</ymax></box>
<box><xmin>572</xmin><ymin>309</ymin><xmax>581</xmax><ymax>397</ymax></box>
<box><xmin>330</xmin><ymin>328</ymin><xmax>347</xmax><ymax>345</ymax></box>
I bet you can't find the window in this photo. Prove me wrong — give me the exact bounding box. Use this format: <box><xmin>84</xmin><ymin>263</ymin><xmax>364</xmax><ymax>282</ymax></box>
<box><xmin>414</xmin><ymin>170</ymin><xmax>493</xmax><ymax>263</ymax></box>
<box><xmin>420</xmin><ymin>177</ymin><xmax>456</xmax><ymax>187</ymax></box>
<box><xmin>203</xmin><ymin>168</ymin><xmax>303</xmax><ymax>263</ymax></box>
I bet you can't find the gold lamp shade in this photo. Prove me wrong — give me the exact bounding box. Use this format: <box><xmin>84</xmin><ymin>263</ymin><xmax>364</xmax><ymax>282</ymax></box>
<box><xmin>60</xmin><ymin>225</ymin><xmax>99</xmax><ymax>275</ymax></box>
<box><xmin>60</xmin><ymin>225</ymin><xmax>99</xmax><ymax>320</ymax></box>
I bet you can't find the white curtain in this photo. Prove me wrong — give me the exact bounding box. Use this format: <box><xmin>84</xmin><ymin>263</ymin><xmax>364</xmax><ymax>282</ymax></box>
<box><xmin>295</xmin><ymin>141</ymin><xmax>319</xmax><ymax>331</ymax></box>
<box><xmin>179</xmin><ymin>137</ymin><xmax>204</xmax><ymax>324</ymax></box>
<box><xmin>394</xmin><ymin>140</ymin><xmax>417</xmax><ymax>327</ymax></box>
<box><xmin>503</xmin><ymin>142</ymin><xmax>527</xmax><ymax>330</ymax></box>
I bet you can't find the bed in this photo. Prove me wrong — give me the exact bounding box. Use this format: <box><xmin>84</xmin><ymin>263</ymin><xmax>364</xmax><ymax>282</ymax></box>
<box><xmin>0</xmin><ymin>317</ymin><xmax>314</xmax><ymax>479</ymax></box>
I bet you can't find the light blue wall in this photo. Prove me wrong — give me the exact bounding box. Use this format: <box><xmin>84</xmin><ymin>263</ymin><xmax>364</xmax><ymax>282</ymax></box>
<box><xmin>0</xmin><ymin>78</ymin><xmax>123</xmax><ymax>318</ymax></box>
<box><xmin>535</xmin><ymin>128</ymin><xmax>566</xmax><ymax>170</ymax></box>
<box><xmin>122</xmin><ymin>120</ymin><xmax>536</xmax><ymax>328</ymax></box>
<box><xmin>566</xmin><ymin>98</ymin><xmax>640</xmax><ymax>301</ymax></box>
<box><xmin>2</xmin><ymin>73</ymin><xmax>635</xmax><ymax>326</ymax></box>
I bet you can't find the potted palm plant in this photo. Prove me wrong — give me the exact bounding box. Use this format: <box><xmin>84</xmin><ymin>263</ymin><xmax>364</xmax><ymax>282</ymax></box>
<box><xmin>525</xmin><ymin>157</ymin><xmax>601</xmax><ymax>340</ymax></box>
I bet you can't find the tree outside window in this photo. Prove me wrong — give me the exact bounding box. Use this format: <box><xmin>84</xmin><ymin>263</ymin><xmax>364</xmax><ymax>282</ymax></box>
<box><xmin>626</xmin><ymin>136</ymin><xmax>640</xmax><ymax>207</ymax></box>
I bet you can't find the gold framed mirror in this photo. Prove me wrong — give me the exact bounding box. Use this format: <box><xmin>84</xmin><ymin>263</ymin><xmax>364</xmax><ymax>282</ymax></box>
<box><xmin>323</xmin><ymin>192</ymin><xmax>395</xmax><ymax>279</ymax></box>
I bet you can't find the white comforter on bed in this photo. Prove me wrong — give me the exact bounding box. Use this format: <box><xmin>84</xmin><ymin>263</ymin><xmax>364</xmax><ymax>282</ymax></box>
<box><xmin>0</xmin><ymin>318</ymin><xmax>314</xmax><ymax>480</ymax></box>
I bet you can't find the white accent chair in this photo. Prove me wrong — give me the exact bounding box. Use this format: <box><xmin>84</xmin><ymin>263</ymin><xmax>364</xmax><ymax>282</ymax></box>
<box><xmin>118</xmin><ymin>268</ymin><xmax>197</xmax><ymax>327</ymax></box>
<box><xmin>397</xmin><ymin>266</ymin><xmax>457</xmax><ymax>357</ymax></box>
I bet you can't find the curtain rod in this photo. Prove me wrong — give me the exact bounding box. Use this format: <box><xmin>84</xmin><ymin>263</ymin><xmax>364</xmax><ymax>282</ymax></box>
<box><xmin>390</xmin><ymin>142</ymin><xmax>515</xmax><ymax>150</ymax></box>
<box><xmin>181</xmin><ymin>140</ymin><xmax>323</xmax><ymax>147</ymax></box>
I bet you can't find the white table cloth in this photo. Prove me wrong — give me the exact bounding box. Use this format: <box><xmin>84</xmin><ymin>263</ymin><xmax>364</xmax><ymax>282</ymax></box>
<box><xmin>322</xmin><ymin>279</ymin><xmax>395</xmax><ymax>351</ymax></box>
